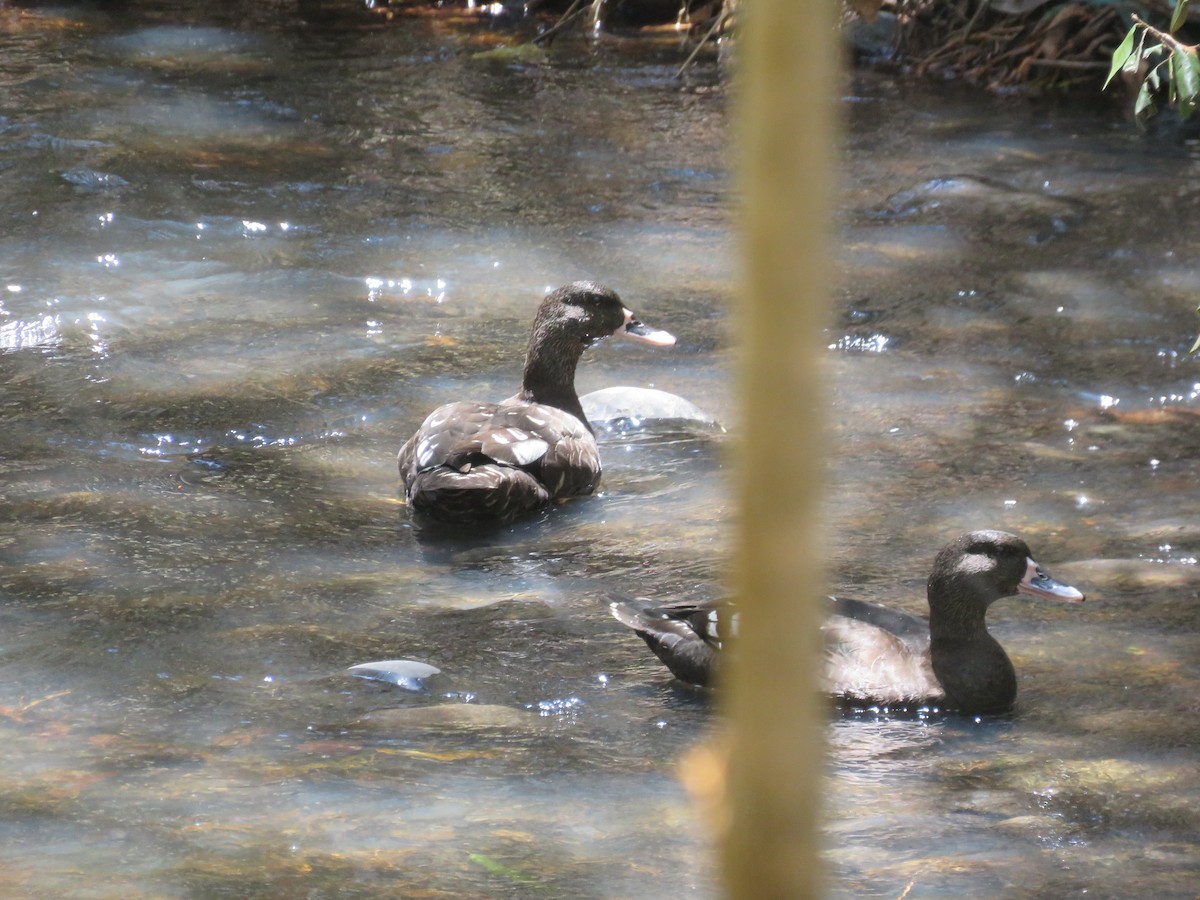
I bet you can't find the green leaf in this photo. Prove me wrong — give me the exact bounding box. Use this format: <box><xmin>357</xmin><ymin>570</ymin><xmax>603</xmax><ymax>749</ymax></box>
<box><xmin>1190</xmin><ymin>332</ymin><xmax>1200</xmax><ymax>354</ymax></box>
<box><xmin>1171</xmin><ymin>0</ymin><xmax>1190</xmax><ymax>34</ymax></box>
<box><xmin>1175</xmin><ymin>49</ymin><xmax>1200</xmax><ymax>118</ymax></box>
<box><xmin>468</xmin><ymin>853</ymin><xmax>537</xmax><ymax>884</ymax></box>
<box><xmin>1105</xmin><ymin>25</ymin><xmax>1138</xmax><ymax>89</ymax></box>
<box><xmin>471</xmin><ymin>43</ymin><xmax>547</xmax><ymax>64</ymax></box>
<box><xmin>1135</xmin><ymin>80</ymin><xmax>1157</xmax><ymax>125</ymax></box>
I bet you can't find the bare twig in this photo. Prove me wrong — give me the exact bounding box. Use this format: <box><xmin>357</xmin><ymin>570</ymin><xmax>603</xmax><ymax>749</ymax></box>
<box><xmin>958</xmin><ymin>0</ymin><xmax>991</xmax><ymax>45</ymax></box>
<box><xmin>1131</xmin><ymin>13</ymin><xmax>1197</xmax><ymax>56</ymax></box>
<box><xmin>533</xmin><ymin>0</ymin><xmax>588</xmax><ymax>46</ymax></box>
<box><xmin>675</xmin><ymin>6</ymin><xmax>730</xmax><ymax>78</ymax></box>
<box><xmin>1024</xmin><ymin>58</ymin><xmax>1110</xmax><ymax>70</ymax></box>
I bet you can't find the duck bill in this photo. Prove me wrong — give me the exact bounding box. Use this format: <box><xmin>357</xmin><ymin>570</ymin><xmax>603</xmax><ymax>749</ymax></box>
<box><xmin>618</xmin><ymin>308</ymin><xmax>676</xmax><ymax>347</ymax></box>
<box><xmin>1017</xmin><ymin>559</ymin><xmax>1085</xmax><ymax>603</ymax></box>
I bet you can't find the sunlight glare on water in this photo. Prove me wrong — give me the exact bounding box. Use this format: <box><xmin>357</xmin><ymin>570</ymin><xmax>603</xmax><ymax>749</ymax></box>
<box><xmin>0</xmin><ymin>3</ymin><xmax>1198</xmax><ymax>898</ymax></box>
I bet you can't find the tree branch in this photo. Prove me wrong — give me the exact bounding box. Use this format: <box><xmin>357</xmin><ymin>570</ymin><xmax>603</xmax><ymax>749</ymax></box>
<box><xmin>1132</xmin><ymin>13</ymin><xmax>1198</xmax><ymax>56</ymax></box>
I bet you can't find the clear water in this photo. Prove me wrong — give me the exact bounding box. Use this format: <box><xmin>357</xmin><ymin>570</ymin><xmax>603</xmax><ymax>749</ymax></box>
<box><xmin>1</xmin><ymin>4</ymin><xmax>1198</xmax><ymax>897</ymax></box>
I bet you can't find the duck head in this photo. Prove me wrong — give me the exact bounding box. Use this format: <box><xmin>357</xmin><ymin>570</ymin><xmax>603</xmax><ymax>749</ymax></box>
<box><xmin>530</xmin><ymin>281</ymin><xmax>676</xmax><ymax>352</ymax></box>
<box><xmin>520</xmin><ymin>282</ymin><xmax>675</xmax><ymax>416</ymax></box>
<box><xmin>927</xmin><ymin>530</ymin><xmax>1084</xmax><ymax>713</ymax></box>
<box><xmin>927</xmin><ymin>530</ymin><xmax>1083</xmax><ymax>638</ymax></box>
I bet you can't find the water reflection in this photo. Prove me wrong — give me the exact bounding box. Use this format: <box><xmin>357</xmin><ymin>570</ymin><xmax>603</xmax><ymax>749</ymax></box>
<box><xmin>0</xmin><ymin>312</ymin><xmax>61</xmax><ymax>351</ymax></box>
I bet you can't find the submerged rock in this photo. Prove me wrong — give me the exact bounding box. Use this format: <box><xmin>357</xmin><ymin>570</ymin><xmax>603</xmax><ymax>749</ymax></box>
<box><xmin>581</xmin><ymin>386</ymin><xmax>722</xmax><ymax>432</ymax></box>
<box><xmin>346</xmin><ymin>659</ymin><xmax>442</xmax><ymax>692</ymax></box>
<box><xmin>356</xmin><ymin>703</ymin><xmax>534</xmax><ymax>731</ymax></box>
<box><xmin>62</xmin><ymin>167</ymin><xmax>130</xmax><ymax>191</ymax></box>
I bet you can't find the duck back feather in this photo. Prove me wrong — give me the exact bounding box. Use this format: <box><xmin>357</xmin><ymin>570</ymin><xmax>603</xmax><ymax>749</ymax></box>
<box><xmin>398</xmin><ymin>400</ymin><xmax>599</xmax><ymax>524</ymax></box>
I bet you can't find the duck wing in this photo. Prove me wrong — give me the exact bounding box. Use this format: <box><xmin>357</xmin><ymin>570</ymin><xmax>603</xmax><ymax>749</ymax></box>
<box><xmin>822</xmin><ymin>596</ymin><xmax>941</xmax><ymax>708</ymax></box>
<box><xmin>399</xmin><ymin>402</ymin><xmax>522</xmax><ymax>478</ymax></box>
<box><xmin>493</xmin><ymin>402</ymin><xmax>601</xmax><ymax>498</ymax></box>
<box><xmin>397</xmin><ymin>401</ymin><xmax>601</xmax><ymax>525</ymax></box>
<box><xmin>827</xmin><ymin>595</ymin><xmax>928</xmax><ymax>649</ymax></box>
<box><xmin>611</xmin><ymin>594</ymin><xmax>942</xmax><ymax>705</ymax></box>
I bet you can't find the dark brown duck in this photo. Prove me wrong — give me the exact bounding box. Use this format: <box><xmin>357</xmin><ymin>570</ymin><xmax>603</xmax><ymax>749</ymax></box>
<box><xmin>397</xmin><ymin>281</ymin><xmax>675</xmax><ymax>526</ymax></box>
<box><xmin>611</xmin><ymin>530</ymin><xmax>1085</xmax><ymax>714</ymax></box>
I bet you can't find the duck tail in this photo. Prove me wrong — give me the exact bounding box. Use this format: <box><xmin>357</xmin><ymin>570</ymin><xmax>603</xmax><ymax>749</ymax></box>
<box><xmin>610</xmin><ymin>600</ymin><xmax>717</xmax><ymax>687</ymax></box>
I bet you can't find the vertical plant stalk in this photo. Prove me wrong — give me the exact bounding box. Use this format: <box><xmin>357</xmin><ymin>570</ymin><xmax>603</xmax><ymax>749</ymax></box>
<box><xmin>725</xmin><ymin>0</ymin><xmax>835</xmax><ymax>896</ymax></box>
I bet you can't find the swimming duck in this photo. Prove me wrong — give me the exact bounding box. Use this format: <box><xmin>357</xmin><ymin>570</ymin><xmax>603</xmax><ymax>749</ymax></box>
<box><xmin>397</xmin><ymin>281</ymin><xmax>675</xmax><ymax>525</ymax></box>
<box><xmin>610</xmin><ymin>530</ymin><xmax>1085</xmax><ymax>714</ymax></box>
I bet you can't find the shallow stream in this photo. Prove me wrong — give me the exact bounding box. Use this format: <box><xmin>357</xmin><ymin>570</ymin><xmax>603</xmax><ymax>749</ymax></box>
<box><xmin>0</xmin><ymin>4</ymin><xmax>1198</xmax><ymax>897</ymax></box>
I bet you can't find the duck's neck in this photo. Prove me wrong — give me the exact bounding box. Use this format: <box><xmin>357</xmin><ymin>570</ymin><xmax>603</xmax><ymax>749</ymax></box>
<box><xmin>518</xmin><ymin>333</ymin><xmax>591</xmax><ymax>431</ymax></box>
<box><xmin>930</xmin><ymin>632</ymin><xmax>1016</xmax><ymax>713</ymax></box>
<box><xmin>927</xmin><ymin>573</ymin><xmax>1016</xmax><ymax>712</ymax></box>
<box><xmin>926</xmin><ymin>574</ymin><xmax>989</xmax><ymax>641</ymax></box>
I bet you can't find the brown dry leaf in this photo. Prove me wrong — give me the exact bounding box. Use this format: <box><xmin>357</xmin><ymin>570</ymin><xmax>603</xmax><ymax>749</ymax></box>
<box><xmin>387</xmin><ymin>747</ymin><xmax>507</xmax><ymax>762</ymax></box>
<box><xmin>0</xmin><ymin>771</ymin><xmax>112</xmax><ymax>811</ymax></box>
<box><xmin>1111</xmin><ymin>406</ymin><xmax>1200</xmax><ymax>426</ymax></box>
<box><xmin>0</xmin><ymin>9</ymin><xmax>84</xmax><ymax>34</ymax></box>
<box><xmin>0</xmin><ymin>690</ymin><xmax>71</xmax><ymax>724</ymax></box>
<box><xmin>295</xmin><ymin>739</ymin><xmax>365</xmax><ymax>756</ymax></box>
<box><xmin>210</xmin><ymin>728</ymin><xmax>271</xmax><ymax>749</ymax></box>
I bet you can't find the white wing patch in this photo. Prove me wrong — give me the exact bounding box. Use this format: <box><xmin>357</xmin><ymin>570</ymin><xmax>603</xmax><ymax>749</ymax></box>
<box><xmin>416</xmin><ymin>437</ymin><xmax>436</xmax><ymax>467</ymax></box>
<box><xmin>490</xmin><ymin>427</ymin><xmax>528</xmax><ymax>445</ymax></box>
<box><xmin>509</xmin><ymin>436</ymin><xmax>550</xmax><ymax>466</ymax></box>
